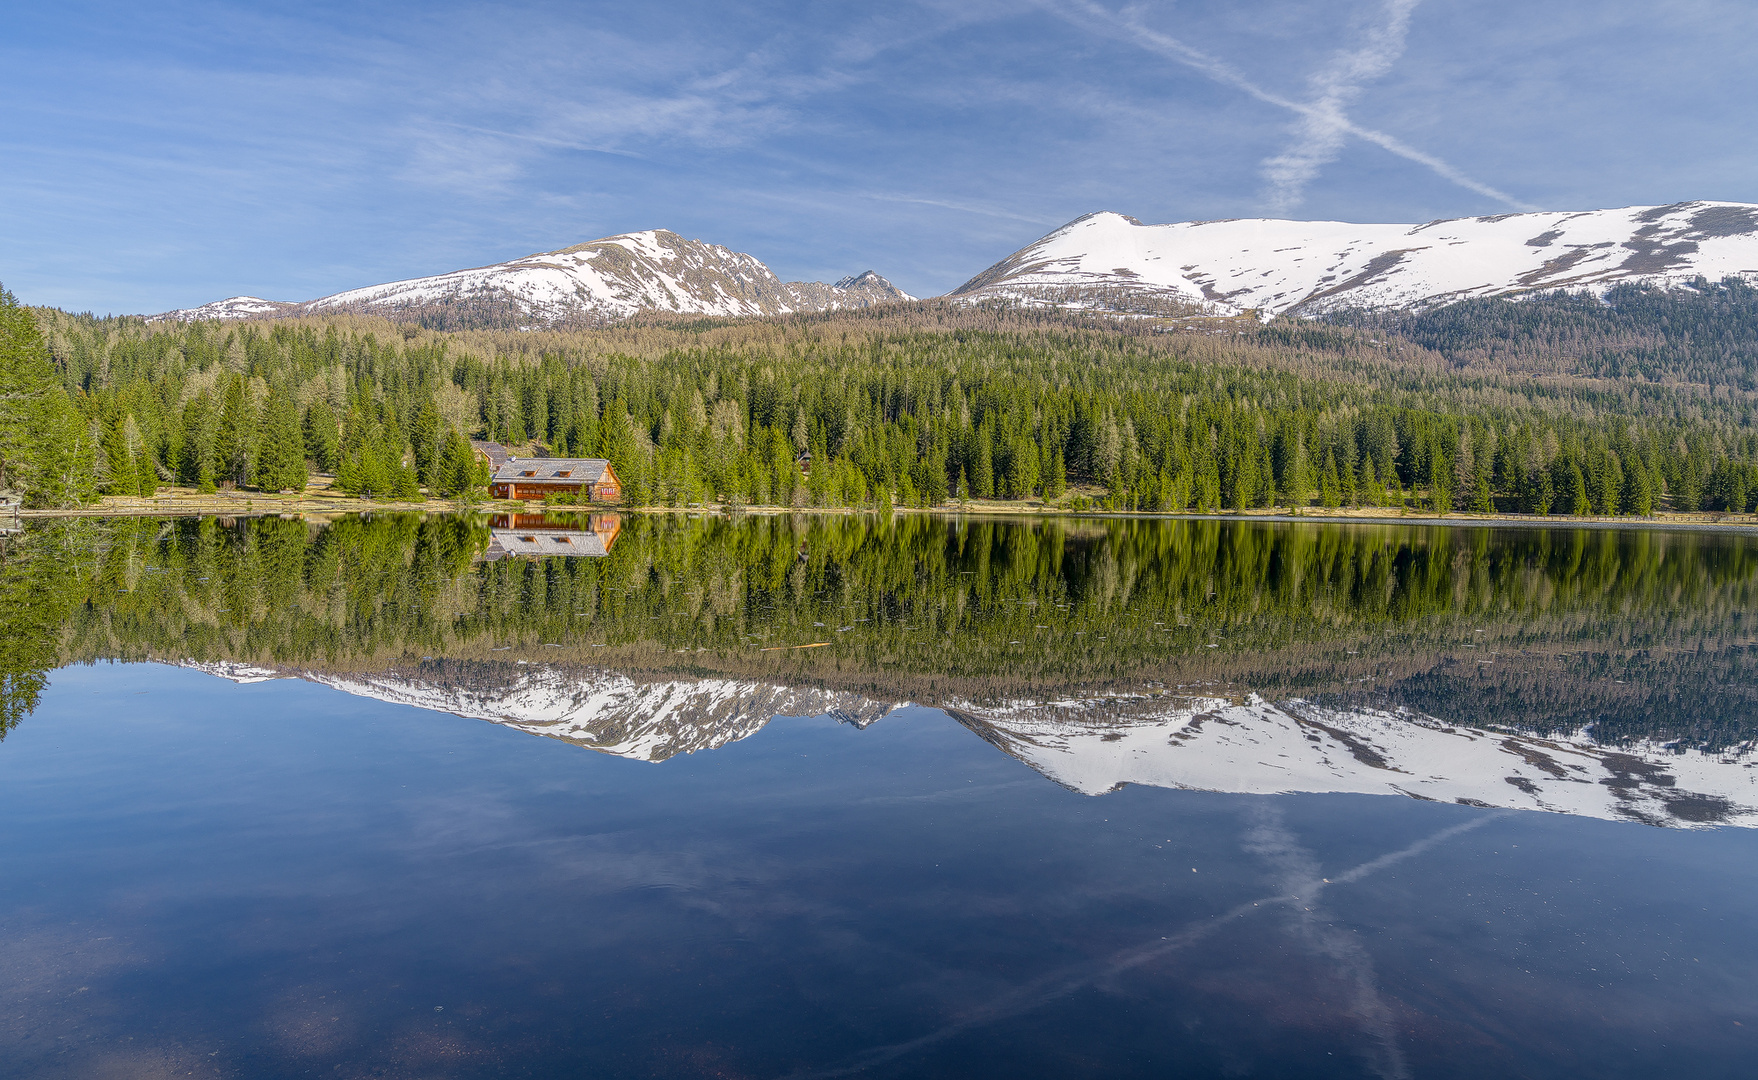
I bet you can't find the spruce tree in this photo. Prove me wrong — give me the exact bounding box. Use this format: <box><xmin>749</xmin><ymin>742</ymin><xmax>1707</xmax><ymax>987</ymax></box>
<box><xmin>1471</xmin><ymin>470</ymin><xmax>1494</xmax><ymax>513</ymax></box>
<box><xmin>101</xmin><ymin>416</ymin><xmax>137</xmax><ymax>497</ymax></box>
<box><xmin>0</xmin><ymin>288</ymin><xmax>54</xmax><ymax>499</ymax></box>
<box><xmin>214</xmin><ymin>375</ymin><xmax>252</xmax><ymax>487</ymax></box>
<box><xmin>253</xmin><ymin>384</ymin><xmax>308</xmax><ymax>492</ymax></box>
<box><xmin>1569</xmin><ymin>461</ymin><xmax>1591</xmax><ymax>516</ymax></box>
<box><xmin>411</xmin><ymin>400</ymin><xmax>441</xmax><ymax>487</ymax></box>
<box><xmin>303</xmin><ymin>399</ymin><xmax>339</xmax><ymax>473</ymax></box>
<box><xmin>1320</xmin><ymin>449</ymin><xmax>1342</xmax><ymax>508</ymax></box>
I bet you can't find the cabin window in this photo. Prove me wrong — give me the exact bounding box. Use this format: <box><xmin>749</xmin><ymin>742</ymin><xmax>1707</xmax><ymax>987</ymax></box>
<box><xmin>556</xmin><ymin>471</ymin><xmax>572</xmax><ymax>478</ymax></box>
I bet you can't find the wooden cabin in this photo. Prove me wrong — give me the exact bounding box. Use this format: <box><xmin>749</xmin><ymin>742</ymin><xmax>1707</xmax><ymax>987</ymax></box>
<box><xmin>471</xmin><ymin>440</ymin><xmax>512</xmax><ymax>472</ymax></box>
<box><xmin>489</xmin><ymin>458</ymin><xmax>622</xmax><ymax>501</ymax></box>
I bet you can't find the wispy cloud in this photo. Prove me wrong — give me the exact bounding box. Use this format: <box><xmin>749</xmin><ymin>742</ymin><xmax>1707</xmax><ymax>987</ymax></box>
<box><xmin>1047</xmin><ymin>0</ymin><xmax>1536</xmax><ymax>211</ymax></box>
<box><xmin>1260</xmin><ymin>0</ymin><xmax>1421</xmax><ymax>213</ymax></box>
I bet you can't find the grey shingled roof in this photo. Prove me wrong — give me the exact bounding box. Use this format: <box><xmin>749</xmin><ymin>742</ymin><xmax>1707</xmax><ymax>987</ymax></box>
<box><xmin>471</xmin><ymin>440</ymin><xmax>511</xmax><ymax>468</ymax></box>
<box><xmin>485</xmin><ymin>528</ymin><xmax>611</xmax><ymax>559</ymax></box>
<box><xmin>491</xmin><ymin>458</ymin><xmax>611</xmax><ymax>483</ymax></box>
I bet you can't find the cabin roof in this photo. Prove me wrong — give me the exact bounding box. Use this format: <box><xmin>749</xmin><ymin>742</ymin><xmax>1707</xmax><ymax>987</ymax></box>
<box><xmin>471</xmin><ymin>440</ymin><xmax>512</xmax><ymax>467</ymax></box>
<box><xmin>490</xmin><ymin>458</ymin><xmax>613</xmax><ymax>484</ymax></box>
<box><xmin>485</xmin><ymin>529</ymin><xmax>612</xmax><ymax>559</ymax></box>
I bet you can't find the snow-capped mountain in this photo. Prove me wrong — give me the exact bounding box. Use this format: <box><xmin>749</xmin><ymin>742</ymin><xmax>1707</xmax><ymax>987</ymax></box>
<box><xmin>152</xmin><ymin>230</ymin><xmax>913</xmax><ymax>326</ymax></box>
<box><xmin>953</xmin><ymin>202</ymin><xmax>1758</xmax><ymax>317</ymax></box>
<box><xmin>185</xmin><ymin>661</ymin><xmax>1757</xmax><ymax>827</ymax></box>
<box><xmin>155</xmin><ymin>296</ymin><xmax>300</xmax><ymax>321</ymax></box>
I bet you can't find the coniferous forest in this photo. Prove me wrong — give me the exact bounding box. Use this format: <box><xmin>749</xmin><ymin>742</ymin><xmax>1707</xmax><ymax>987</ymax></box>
<box><xmin>7</xmin><ymin>278</ymin><xmax>1758</xmax><ymax>515</ymax></box>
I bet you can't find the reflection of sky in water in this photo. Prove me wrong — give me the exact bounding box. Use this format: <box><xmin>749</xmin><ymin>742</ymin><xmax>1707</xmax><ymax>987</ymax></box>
<box><xmin>3</xmin><ymin>664</ymin><xmax>1755</xmax><ymax>1078</ymax></box>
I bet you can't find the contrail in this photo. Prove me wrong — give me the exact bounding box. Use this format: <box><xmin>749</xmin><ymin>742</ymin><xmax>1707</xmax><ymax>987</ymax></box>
<box><xmin>1048</xmin><ymin>0</ymin><xmax>1536</xmax><ymax>211</ymax></box>
<box><xmin>1261</xmin><ymin>0</ymin><xmax>1422</xmax><ymax>212</ymax></box>
<box><xmin>780</xmin><ymin>809</ymin><xmax>1504</xmax><ymax>1079</ymax></box>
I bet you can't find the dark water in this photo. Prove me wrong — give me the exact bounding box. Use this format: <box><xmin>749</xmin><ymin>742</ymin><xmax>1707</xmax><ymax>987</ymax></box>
<box><xmin>2</xmin><ymin>513</ymin><xmax>1757</xmax><ymax>1078</ymax></box>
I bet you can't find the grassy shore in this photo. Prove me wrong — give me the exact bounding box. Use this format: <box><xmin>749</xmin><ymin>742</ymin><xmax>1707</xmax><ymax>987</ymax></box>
<box><xmin>13</xmin><ymin>478</ymin><xmax>1758</xmax><ymax>529</ymax></box>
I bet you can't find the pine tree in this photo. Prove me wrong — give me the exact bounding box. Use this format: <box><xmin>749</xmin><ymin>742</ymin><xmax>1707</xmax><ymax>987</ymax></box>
<box><xmin>1281</xmin><ymin>432</ymin><xmax>1310</xmax><ymax>507</ymax></box>
<box><xmin>1530</xmin><ymin>468</ymin><xmax>1555</xmax><ymax>515</ymax></box>
<box><xmin>0</xmin><ymin>286</ymin><xmax>94</xmax><ymax>507</ymax></box>
<box><xmin>214</xmin><ymin>374</ymin><xmax>252</xmax><ymax>487</ymax></box>
<box><xmin>253</xmin><ymin>384</ymin><xmax>308</xmax><ymax>493</ymax></box>
<box><xmin>100</xmin><ymin>416</ymin><xmax>137</xmax><ymax>497</ymax></box>
<box><xmin>972</xmin><ymin>421</ymin><xmax>995</xmax><ymax>499</ymax></box>
<box><xmin>1569</xmin><ymin>461</ymin><xmax>1591</xmax><ymax>515</ymax></box>
<box><xmin>1047</xmin><ymin>446</ymin><xmax>1067</xmax><ymax>500</ymax></box>
<box><xmin>303</xmin><ymin>399</ymin><xmax>339</xmax><ymax>473</ymax></box>
<box><xmin>1471</xmin><ymin>470</ymin><xmax>1494</xmax><ymax>513</ymax></box>
<box><xmin>1319</xmin><ymin>449</ymin><xmax>1342</xmax><ymax>508</ymax></box>
<box><xmin>411</xmin><ymin>400</ymin><xmax>441</xmax><ymax>488</ymax></box>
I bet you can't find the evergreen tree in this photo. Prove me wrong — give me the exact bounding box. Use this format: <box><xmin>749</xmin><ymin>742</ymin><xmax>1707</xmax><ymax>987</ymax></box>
<box><xmin>1320</xmin><ymin>449</ymin><xmax>1343</xmax><ymax>508</ymax></box>
<box><xmin>1280</xmin><ymin>431</ymin><xmax>1310</xmax><ymax>507</ymax></box>
<box><xmin>1569</xmin><ymin>461</ymin><xmax>1591</xmax><ymax>516</ymax></box>
<box><xmin>411</xmin><ymin>400</ymin><xmax>441</xmax><ymax>488</ymax></box>
<box><xmin>1530</xmin><ymin>468</ymin><xmax>1555</xmax><ymax>515</ymax></box>
<box><xmin>1470</xmin><ymin>470</ymin><xmax>1494</xmax><ymax>513</ymax></box>
<box><xmin>0</xmin><ymin>288</ymin><xmax>93</xmax><ymax>507</ymax></box>
<box><xmin>253</xmin><ymin>384</ymin><xmax>308</xmax><ymax>492</ymax></box>
<box><xmin>100</xmin><ymin>415</ymin><xmax>138</xmax><ymax>497</ymax></box>
<box><xmin>972</xmin><ymin>421</ymin><xmax>995</xmax><ymax>499</ymax></box>
<box><xmin>303</xmin><ymin>399</ymin><xmax>340</xmax><ymax>473</ymax></box>
<box><xmin>214</xmin><ymin>374</ymin><xmax>252</xmax><ymax>487</ymax></box>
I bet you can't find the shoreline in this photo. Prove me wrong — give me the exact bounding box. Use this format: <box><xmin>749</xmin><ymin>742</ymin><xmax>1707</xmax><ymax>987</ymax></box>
<box><xmin>10</xmin><ymin>485</ymin><xmax>1758</xmax><ymax>531</ymax></box>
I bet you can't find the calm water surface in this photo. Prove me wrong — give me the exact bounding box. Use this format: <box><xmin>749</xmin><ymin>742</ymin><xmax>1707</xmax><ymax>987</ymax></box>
<box><xmin>1</xmin><ymin>513</ymin><xmax>1756</xmax><ymax>1078</ymax></box>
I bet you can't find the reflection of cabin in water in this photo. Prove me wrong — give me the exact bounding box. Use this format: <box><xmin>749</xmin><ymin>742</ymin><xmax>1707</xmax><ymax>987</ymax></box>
<box><xmin>484</xmin><ymin>513</ymin><xmax>622</xmax><ymax>560</ymax></box>
<box><xmin>489</xmin><ymin>458</ymin><xmax>621</xmax><ymax>501</ymax></box>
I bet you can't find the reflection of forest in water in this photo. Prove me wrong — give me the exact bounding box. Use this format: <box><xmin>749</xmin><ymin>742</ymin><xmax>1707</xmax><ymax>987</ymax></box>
<box><xmin>3</xmin><ymin>511</ymin><xmax>1757</xmax><ymax>751</ymax></box>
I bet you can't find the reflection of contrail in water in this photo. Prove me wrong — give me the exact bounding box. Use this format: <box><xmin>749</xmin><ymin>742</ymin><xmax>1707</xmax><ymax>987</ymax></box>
<box><xmin>783</xmin><ymin>811</ymin><xmax>1503</xmax><ymax>1079</ymax></box>
<box><xmin>1246</xmin><ymin>803</ymin><xmax>1409</xmax><ymax>1080</ymax></box>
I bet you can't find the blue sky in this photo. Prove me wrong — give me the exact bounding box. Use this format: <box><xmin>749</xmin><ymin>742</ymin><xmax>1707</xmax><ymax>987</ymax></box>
<box><xmin>5</xmin><ymin>0</ymin><xmax>1757</xmax><ymax>314</ymax></box>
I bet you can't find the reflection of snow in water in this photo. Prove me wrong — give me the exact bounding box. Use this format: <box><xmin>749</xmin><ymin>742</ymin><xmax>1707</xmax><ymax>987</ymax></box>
<box><xmin>951</xmin><ymin>694</ymin><xmax>1758</xmax><ymax>829</ymax></box>
<box><xmin>184</xmin><ymin>661</ymin><xmax>1758</xmax><ymax>828</ymax></box>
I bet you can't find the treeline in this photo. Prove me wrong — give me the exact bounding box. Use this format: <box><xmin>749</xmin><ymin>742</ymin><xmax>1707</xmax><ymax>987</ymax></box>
<box><xmin>1330</xmin><ymin>277</ymin><xmax>1758</xmax><ymax>388</ymax></box>
<box><xmin>9</xmin><ymin>287</ymin><xmax>1758</xmax><ymax>514</ymax></box>
<box><xmin>7</xmin><ymin>513</ymin><xmax>1757</xmax><ymax>750</ymax></box>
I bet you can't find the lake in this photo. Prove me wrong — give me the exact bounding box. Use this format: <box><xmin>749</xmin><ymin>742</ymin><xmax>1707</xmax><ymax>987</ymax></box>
<box><xmin>2</xmin><ymin>512</ymin><xmax>1756</xmax><ymax>1078</ymax></box>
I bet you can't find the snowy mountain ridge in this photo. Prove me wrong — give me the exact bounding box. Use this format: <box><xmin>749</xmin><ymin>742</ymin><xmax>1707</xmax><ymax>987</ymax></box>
<box><xmin>153</xmin><ymin>200</ymin><xmax>1758</xmax><ymax>325</ymax></box>
<box><xmin>952</xmin><ymin>201</ymin><xmax>1758</xmax><ymax>317</ymax></box>
<box><xmin>153</xmin><ymin>229</ymin><xmax>913</xmax><ymax>326</ymax></box>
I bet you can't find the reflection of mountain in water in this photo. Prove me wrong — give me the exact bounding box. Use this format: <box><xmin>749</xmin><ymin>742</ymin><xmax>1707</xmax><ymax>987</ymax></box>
<box><xmin>187</xmin><ymin>660</ymin><xmax>889</xmax><ymax>762</ymax></box>
<box><xmin>187</xmin><ymin>661</ymin><xmax>1756</xmax><ymax>828</ymax></box>
<box><xmin>949</xmin><ymin>695</ymin><xmax>1758</xmax><ymax>828</ymax></box>
<box><xmin>484</xmin><ymin>513</ymin><xmax>622</xmax><ymax>560</ymax></box>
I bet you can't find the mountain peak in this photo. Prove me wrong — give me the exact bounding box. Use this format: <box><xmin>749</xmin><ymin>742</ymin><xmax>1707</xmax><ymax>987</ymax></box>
<box><xmin>150</xmin><ymin>231</ymin><xmax>912</xmax><ymax>327</ymax></box>
<box><xmin>953</xmin><ymin>201</ymin><xmax>1758</xmax><ymax>316</ymax></box>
